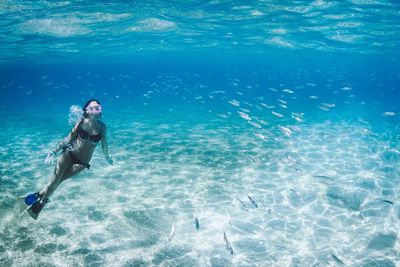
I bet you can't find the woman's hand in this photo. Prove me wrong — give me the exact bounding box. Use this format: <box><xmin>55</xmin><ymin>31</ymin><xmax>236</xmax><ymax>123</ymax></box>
<box><xmin>44</xmin><ymin>151</ymin><xmax>56</xmax><ymax>164</ymax></box>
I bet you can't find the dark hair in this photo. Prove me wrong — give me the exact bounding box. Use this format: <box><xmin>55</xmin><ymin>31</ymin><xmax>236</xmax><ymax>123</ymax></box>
<box><xmin>83</xmin><ymin>99</ymin><xmax>101</xmax><ymax>118</ymax></box>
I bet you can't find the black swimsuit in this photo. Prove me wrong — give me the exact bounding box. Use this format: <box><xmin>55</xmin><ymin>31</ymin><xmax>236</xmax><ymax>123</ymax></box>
<box><xmin>64</xmin><ymin>123</ymin><xmax>101</xmax><ymax>169</ymax></box>
<box><xmin>68</xmin><ymin>151</ymin><xmax>91</xmax><ymax>169</ymax></box>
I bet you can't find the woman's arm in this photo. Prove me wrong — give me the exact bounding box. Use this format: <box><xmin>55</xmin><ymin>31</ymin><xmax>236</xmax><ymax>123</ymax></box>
<box><xmin>45</xmin><ymin>118</ymin><xmax>83</xmax><ymax>164</ymax></box>
<box><xmin>101</xmin><ymin>124</ymin><xmax>113</xmax><ymax>165</ymax></box>
<box><xmin>52</xmin><ymin>118</ymin><xmax>82</xmax><ymax>153</ymax></box>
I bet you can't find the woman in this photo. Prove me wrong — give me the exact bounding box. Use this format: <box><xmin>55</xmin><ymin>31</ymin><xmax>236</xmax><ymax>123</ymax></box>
<box><xmin>19</xmin><ymin>99</ymin><xmax>113</xmax><ymax>219</ymax></box>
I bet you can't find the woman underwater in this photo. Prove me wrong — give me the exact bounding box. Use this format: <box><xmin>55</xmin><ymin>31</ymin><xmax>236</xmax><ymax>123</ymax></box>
<box><xmin>18</xmin><ymin>99</ymin><xmax>113</xmax><ymax>219</ymax></box>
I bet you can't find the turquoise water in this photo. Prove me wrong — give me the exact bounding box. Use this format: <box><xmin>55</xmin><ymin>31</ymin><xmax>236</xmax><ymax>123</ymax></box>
<box><xmin>1</xmin><ymin>1</ymin><xmax>400</xmax><ymax>266</ymax></box>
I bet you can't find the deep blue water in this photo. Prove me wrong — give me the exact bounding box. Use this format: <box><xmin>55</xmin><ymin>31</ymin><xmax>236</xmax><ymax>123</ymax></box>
<box><xmin>1</xmin><ymin>1</ymin><xmax>400</xmax><ymax>266</ymax></box>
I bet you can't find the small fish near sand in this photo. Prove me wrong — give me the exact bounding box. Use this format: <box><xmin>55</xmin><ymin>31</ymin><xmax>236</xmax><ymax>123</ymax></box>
<box><xmin>278</xmin><ymin>125</ymin><xmax>292</xmax><ymax>137</ymax></box>
<box><xmin>254</xmin><ymin>133</ymin><xmax>266</xmax><ymax>140</ymax></box>
<box><xmin>331</xmin><ymin>253</ymin><xmax>344</xmax><ymax>265</ymax></box>
<box><xmin>248</xmin><ymin>121</ymin><xmax>262</xmax><ymax>129</ymax></box>
<box><xmin>381</xmin><ymin>199</ymin><xmax>394</xmax><ymax>205</ymax></box>
<box><xmin>291</xmin><ymin>113</ymin><xmax>304</xmax><ymax>122</ymax></box>
<box><xmin>247</xmin><ymin>194</ymin><xmax>258</xmax><ymax>208</ymax></box>
<box><xmin>313</xmin><ymin>175</ymin><xmax>333</xmax><ymax>180</ymax></box>
<box><xmin>235</xmin><ymin>197</ymin><xmax>248</xmax><ymax>209</ymax></box>
<box><xmin>168</xmin><ymin>224</ymin><xmax>175</xmax><ymax>241</ymax></box>
<box><xmin>223</xmin><ymin>231</ymin><xmax>234</xmax><ymax>255</ymax></box>
<box><xmin>195</xmin><ymin>217</ymin><xmax>200</xmax><ymax>230</ymax></box>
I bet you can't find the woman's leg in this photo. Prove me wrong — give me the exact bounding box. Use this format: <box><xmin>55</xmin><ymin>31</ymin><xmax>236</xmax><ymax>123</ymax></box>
<box><xmin>61</xmin><ymin>164</ymin><xmax>87</xmax><ymax>181</ymax></box>
<box><xmin>39</xmin><ymin>152</ymin><xmax>72</xmax><ymax>200</ymax></box>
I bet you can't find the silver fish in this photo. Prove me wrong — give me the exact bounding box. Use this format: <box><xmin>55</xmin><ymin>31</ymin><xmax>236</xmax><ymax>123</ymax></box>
<box><xmin>238</xmin><ymin>111</ymin><xmax>251</xmax><ymax>120</ymax></box>
<box><xmin>228</xmin><ymin>100</ymin><xmax>240</xmax><ymax>107</ymax></box>
<box><xmin>291</xmin><ymin>113</ymin><xmax>304</xmax><ymax>122</ymax></box>
<box><xmin>258</xmin><ymin>119</ymin><xmax>268</xmax><ymax>125</ymax></box>
<box><xmin>195</xmin><ymin>217</ymin><xmax>200</xmax><ymax>230</ymax></box>
<box><xmin>282</xmin><ymin>89</ymin><xmax>294</xmax><ymax>94</ymax></box>
<box><xmin>239</xmin><ymin>108</ymin><xmax>250</xmax><ymax>113</ymax></box>
<box><xmin>321</xmin><ymin>103</ymin><xmax>336</xmax><ymax>108</ymax></box>
<box><xmin>279</xmin><ymin>104</ymin><xmax>288</xmax><ymax>109</ymax></box>
<box><xmin>382</xmin><ymin>112</ymin><xmax>395</xmax><ymax>117</ymax></box>
<box><xmin>272</xmin><ymin>111</ymin><xmax>284</xmax><ymax>118</ymax></box>
<box><xmin>260</xmin><ymin>103</ymin><xmax>274</xmax><ymax>109</ymax></box>
<box><xmin>254</xmin><ymin>133</ymin><xmax>266</xmax><ymax>140</ymax></box>
<box><xmin>248</xmin><ymin>121</ymin><xmax>262</xmax><ymax>129</ymax></box>
<box><xmin>210</xmin><ymin>90</ymin><xmax>226</xmax><ymax>94</ymax></box>
<box><xmin>278</xmin><ymin>125</ymin><xmax>292</xmax><ymax>137</ymax></box>
<box><xmin>217</xmin><ymin>114</ymin><xmax>229</xmax><ymax>119</ymax></box>
<box><xmin>318</xmin><ymin>105</ymin><xmax>330</xmax><ymax>111</ymax></box>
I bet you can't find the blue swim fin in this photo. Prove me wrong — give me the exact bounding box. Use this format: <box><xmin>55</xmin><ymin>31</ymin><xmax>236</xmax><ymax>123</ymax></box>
<box><xmin>17</xmin><ymin>193</ymin><xmax>38</xmax><ymax>214</ymax></box>
<box><xmin>24</xmin><ymin>192</ymin><xmax>39</xmax><ymax>205</ymax></box>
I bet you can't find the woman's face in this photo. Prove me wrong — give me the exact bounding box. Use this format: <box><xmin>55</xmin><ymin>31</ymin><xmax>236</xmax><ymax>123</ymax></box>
<box><xmin>86</xmin><ymin>101</ymin><xmax>102</xmax><ymax>117</ymax></box>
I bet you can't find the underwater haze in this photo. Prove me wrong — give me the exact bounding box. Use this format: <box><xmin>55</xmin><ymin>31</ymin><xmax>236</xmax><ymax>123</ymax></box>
<box><xmin>1</xmin><ymin>0</ymin><xmax>400</xmax><ymax>266</ymax></box>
